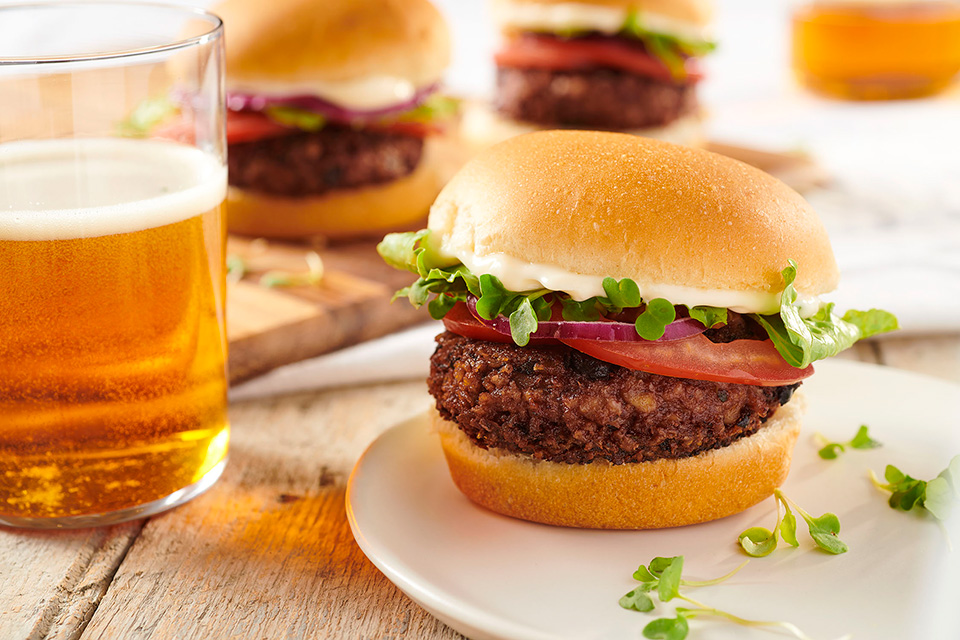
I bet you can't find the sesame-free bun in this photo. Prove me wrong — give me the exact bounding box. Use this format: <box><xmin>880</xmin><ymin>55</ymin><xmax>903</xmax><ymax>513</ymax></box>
<box><xmin>227</xmin><ymin>137</ymin><xmax>452</xmax><ymax>240</ymax></box>
<box><xmin>433</xmin><ymin>394</ymin><xmax>804</xmax><ymax>529</ymax></box>
<box><xmin>213</xmin><ymin>0</ymin><xmax>449</xmax><ymax>92</ymax></box>
<box><xmin>495</xmin><ymin>0</ymin><xmax>713</xmax><ymax>28</ymax></box>
<box><xmin>429</xmin><ymin>130</ymin><xmax>839</xmax><ymax>304</ymax></box>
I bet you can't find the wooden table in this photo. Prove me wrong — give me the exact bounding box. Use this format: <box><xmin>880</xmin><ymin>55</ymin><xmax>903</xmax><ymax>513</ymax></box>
<box><xmin>3</xmin><ymin>334</ymin><xmax>958</xmax><ymax>640</ymax></box>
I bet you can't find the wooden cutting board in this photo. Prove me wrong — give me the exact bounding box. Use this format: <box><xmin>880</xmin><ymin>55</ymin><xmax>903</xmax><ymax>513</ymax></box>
<box><xmin>225</xmin><ymin>142</ymin><xmax>827</xmax><ymax>385</ymax></box>
<box><xmin>226</xmin><ymin>237</ymin><xmax>430</xmax><ymax>384</ymax></box>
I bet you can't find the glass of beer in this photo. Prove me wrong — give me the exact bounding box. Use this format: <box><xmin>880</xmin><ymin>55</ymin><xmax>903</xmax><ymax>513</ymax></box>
<box><xmin>0</xmin><ymin>3</ymin><xmax>228</xmax><ymax>528</ymax></box>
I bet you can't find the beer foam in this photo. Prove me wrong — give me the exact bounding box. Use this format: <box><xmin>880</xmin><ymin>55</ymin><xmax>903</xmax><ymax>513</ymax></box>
<box><xmin>0</xmin><ymin>138</ymin><xmax>226</xmax><ymax>240</ymax></box>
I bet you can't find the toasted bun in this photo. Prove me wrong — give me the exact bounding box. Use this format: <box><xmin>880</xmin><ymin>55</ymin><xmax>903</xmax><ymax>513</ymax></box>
<box><xmin>214</xmin><ymin>0</ymin><xmax>449</xmax><ymax>92</ymax></box>
<box><xmin>429</xmin><ymin>130</ymin><xmax>839</xmax><ymax>303</ymax></box>
<box><xmin>227</xmin><ymin>137</ymin><xmax>455</xmax><ymax>239</ymax></box>
<box><xmin>458</xmin><ymin>100</ymin><xmax>705</xmax><ymax>155</ymax></box>
<box><xmin>433</xmin><ymin>394</ymin><xmax>804</xmax><ymax>529</ymax></box>
<box><xmin>494</xmin><ymin>0</ymin><xmax>713</xmax><ymax>29</ymax></box>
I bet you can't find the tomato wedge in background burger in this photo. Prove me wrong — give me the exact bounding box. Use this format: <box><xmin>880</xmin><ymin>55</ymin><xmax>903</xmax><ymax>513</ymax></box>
<box><xmin>561</xmin><ymin>335</ymin><xmax>813</xmax><ymax>387</ymax></box>
<box><xmin>494</xmin><ymin>35</ymin><xmax>703</xmax><ymax>83</ymax></box>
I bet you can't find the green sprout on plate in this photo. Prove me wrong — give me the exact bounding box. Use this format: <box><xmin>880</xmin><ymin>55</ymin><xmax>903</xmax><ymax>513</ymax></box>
<box><xmin>814</xmin><ymin>425</ymin><xmax>882</xmax><ymax>459</ymax></box>
<box><xmin>738</xmin><ymin>490</ymin><xmax>848</xmax><ymax>557</ymax></box>
<box><xmin>870</xmin><ymin>455</ymin><xmax>960</xmax><ymax>523</ymax></box>
<box><xmin>619</xmin><ymin>556</ymin><xmax>818</xmax><ymax>640</ymax></box>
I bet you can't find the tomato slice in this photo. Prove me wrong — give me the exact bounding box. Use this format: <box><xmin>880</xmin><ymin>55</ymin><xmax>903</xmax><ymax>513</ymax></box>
<box><xmin>441</xmin><ymin>303</ymin><xmax>517</xmax><ymax>343</ymax></box>
<box><xmin>494</xmin><ymin>35</ymin><xmax>702</xmax><ymax>83</ymax></box>
<box><xmin>560</xmin><ymin>335</ymin><xmax>813</xmax><ymax>386</ymax></box>
<box><xmin>225</xmin><ymin>110</ymin><xmax>294</xmax><ymax>144</ymax></box>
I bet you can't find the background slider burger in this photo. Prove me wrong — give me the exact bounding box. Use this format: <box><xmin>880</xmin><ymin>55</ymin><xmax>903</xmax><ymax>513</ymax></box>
<box><xmin>378</xmin><ymin>130</ymin><xmax>897</xmax><ymax>530</ymax></box>
<box><xmin>462</xmin><ymin>0</ymin><xmax>716</xmax><ymax>150</ymax></box>
<box><xmin>212</xmin><ymin>0</ymin><xmax>458</xmax><ymax>239</ymax></box>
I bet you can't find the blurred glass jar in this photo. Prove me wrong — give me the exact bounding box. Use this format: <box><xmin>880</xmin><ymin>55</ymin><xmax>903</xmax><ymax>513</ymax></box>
<box><xmin>792</xmin><ymin>0</ymin><xmax>960</xmax><ymax>99</ymax></box>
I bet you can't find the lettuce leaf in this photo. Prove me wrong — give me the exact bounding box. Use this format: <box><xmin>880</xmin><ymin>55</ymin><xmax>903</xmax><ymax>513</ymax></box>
<box><xmin>379</xmin><ymin>232</ymin><xmax>899</xmax><ymax>360</ymax></box>
<box><xmin>751</xmin><ymin>262</ymin><xmax>899</xmax><ymax>368</ymax></box>
<box><xmin>263</xmin><ymin>105</ymin><xmax>326</xmax><ymax>132</ymax></box>
<box><xmin>117</xmin><ymin>96</ymin><xmax>178</xmax><ymax>137</ymax></box>
<box><xmin>621</xmin><ymin>10</ymin><xmax>716</xmax><ymax>78</ymax></box>
<box><xmin>395</xmin><ymin>94</ymin><xmax>460</xmax><ymax>124</ymax></box>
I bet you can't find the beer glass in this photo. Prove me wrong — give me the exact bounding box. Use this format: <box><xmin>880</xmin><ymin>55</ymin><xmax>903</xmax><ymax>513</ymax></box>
<box><xmin>0</xmin><ymin>3</ymin><xmax>228</xmax><ymax>528</ymax></box>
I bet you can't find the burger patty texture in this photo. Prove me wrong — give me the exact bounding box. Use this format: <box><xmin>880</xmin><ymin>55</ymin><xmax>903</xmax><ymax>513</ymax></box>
<box><xmin>496</xmin><ymin>66</ymin><xmax>697</xmax><ymax>129</ymax></box>
<box><xmin>228</xmin><ymin>126</ymin><xmax>423</xmax><ymax>197</ymax></box>
<box><xmin>429</xmin><ymin>332</ymin><xmax>799</xmax><ymax>465</ymax></box>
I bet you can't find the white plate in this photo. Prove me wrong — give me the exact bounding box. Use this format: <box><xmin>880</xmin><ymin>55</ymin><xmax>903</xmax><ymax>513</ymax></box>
<box><xmin>347</xmin><ymin>360</ymin><xmax>960</xmax><ymax>640</ymax></box>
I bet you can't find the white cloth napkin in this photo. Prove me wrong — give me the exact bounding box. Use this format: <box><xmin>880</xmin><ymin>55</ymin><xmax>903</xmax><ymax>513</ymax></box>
<box><xmin>230</xmin><ymin>323</ymin><xmax>441</xmax><ymax>401</ymax></box>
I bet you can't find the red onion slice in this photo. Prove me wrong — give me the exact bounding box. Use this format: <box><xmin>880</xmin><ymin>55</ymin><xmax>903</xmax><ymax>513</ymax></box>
<box><xmin>225</xmin><ymin>83</ymin><xmax>439</xmax><ymax>123</ymax></box>
<box><xmin>465</xmin><ymin>297</ymin><xmax>707</xmax><ymax>343</ymax></box>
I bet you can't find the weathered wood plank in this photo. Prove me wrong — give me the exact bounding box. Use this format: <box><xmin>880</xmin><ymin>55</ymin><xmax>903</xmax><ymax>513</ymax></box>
<box><xmin>80</xmin><ymin>382</ymin><xmax>463</xmax><ymax>640</ymax></box>
<box><xmin>0</xmin><ymin>522</ymin><xmax>141</xmax><ymax>640</ymax></box>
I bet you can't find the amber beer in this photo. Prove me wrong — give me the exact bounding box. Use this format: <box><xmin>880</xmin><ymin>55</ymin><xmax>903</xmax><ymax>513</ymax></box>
<box><xmin>0</xmin><ymin>138</ymin><xmax>229</xmax><ymax>522</ymax></box>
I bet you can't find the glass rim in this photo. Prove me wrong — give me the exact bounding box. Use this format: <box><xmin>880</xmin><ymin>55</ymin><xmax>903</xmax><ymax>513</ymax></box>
<box><xmin>0</xmin><ymin>1</ymin><xmax>223</xmax><ymax>66</ymax></box>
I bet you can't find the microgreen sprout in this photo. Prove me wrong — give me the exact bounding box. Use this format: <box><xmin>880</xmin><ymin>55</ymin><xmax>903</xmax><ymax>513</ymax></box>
<box><xmin>618</xmin><ymin>556</ymin><xmax>817</xmax><ymax>640</ymax></box>
<box><xmin>259</xmin><ymin>251</ymin><xmax>325</xmax><ymax>288</ymax></box>
<box><xmin>814</xmin><ymin>425</ymin><xmax>882</xmax><ymax>459</ymax></box>
<box><xmin>870</xmin><ymin>455</ymin><xmax>960</xmax><ymax>523</ymax></box>
<box><xmin>738</xmin><ymin>490</ymin><xmax>847</xmax><ymax>557</ymax></box>
<box><xmin>226</xmin><ymin>254</ymin><xmax>247</xmax><ymax>284</ymax></box>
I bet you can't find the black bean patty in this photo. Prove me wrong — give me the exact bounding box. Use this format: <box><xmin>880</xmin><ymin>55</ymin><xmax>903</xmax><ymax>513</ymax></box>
<box><xmin>495</xmin><ymin>66</ymin><xmax>697</xmax><ymax>129</ymax></box>
<box><xmin>428</xmin><ymin>332</ymin><xmax>798</xmax><ymax>465</ymax></box>
<box><xmin>227</xmin><ymin>126</ymin><xmax>423</xmax><ymax>197</ymax></box>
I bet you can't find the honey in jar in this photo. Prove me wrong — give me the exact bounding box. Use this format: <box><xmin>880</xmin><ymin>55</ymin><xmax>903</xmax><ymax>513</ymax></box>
<box><xmin>792</xmin><ymin>0</ymin><xmax>960</xmax><ymax>99</ymax></box>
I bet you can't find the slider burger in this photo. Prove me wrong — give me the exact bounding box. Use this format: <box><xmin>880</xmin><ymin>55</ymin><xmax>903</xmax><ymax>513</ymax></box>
<box><xmin>379</xmin><ymin>131</ymin><xmax>897</xmax><ymax>529</ymax></box>
<box><xmin>462</xmin><ymin>0</ymin><xmax>715</xmax><ymax>150</ymax></box>
<box><xmin>212</xmin><ymin>0</ymin><xmax>457</xmax><ymax>239</ymax></box>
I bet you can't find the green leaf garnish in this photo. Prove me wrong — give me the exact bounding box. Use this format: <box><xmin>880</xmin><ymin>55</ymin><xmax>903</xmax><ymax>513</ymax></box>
<box><xmin>378</xmin><ymin>229</ymin><xmax>430</xmax><ymax>272</ymax></box>
<box><xmin>686</xmin><ymin>306</ymin><xmax>727</xmax><ymax>329</ymax></box>
<box><xmin>620</xmin><ymin>586</ymin><xmax>656</xmax><ymax>612</ymax></box>
<box><xmin>815</xmin><ymin>424</ymin><xmax>882</xmax><ymax>459</ymax></box>
<box><xmin>801</xmin><ymin>512</ymin><xmax>848</xmax><ymax>555</ymax></box>
<box><xmin>738</xmin><ymin>527</ymin><xmax>778</xmax><ymax>558</ymax></box>
<box><xmin>656</xmin><ymin>556</ymin><xmax>683</xmax><ymax>602</ymax></box>
<box><xmin>621</xmin><ymin>10</ymin><xmax>716</xmax><ymax>80</ymax></box>
<box><xmin>509</xmin><ymin>298</ymin><xmax>539</xmax><ymax>347</ymax></box>
<box><xmin>258</xmin><ymin>251</ymin><xmax>325</xmax><ymax>288</ymax></box>
<box><xmin>738</xmin><ymin>489</ymin><xmax>848</xmax><ymax>556</ymax></box>
<box><xmin>643</xmin><ymin>614</ymin><xmax>689</xmax><ymax>640</ymax></box>
<box><xmin>602</xmin><ymin>276</ymin><xmax>642</xmax><ymax>309</ymax></box>
<box><xmin>621</xmin><ymin>556</ymin><xmax>816</xmax><ymax>640</ymax></box>
<box><xmin>263</xmin><ymin>105</ymin><xmax>326</xmax><ymax>132</ymax></box>
<box><xmin>394</xmin><ymin>93</ymin><xmax>460</xmax><ymax>124</ymax></box>
<box><xmin>870</xmin><ymin>455</ymin><xmax>960</xmax><ymax>524</ymax></box>
<box><xmin>117</xmin><ymin>96</ymin><xmax>178</xmax><ymax>137</ymax></box>
<box><xmin>636</xmin><ymin>299</ymin><xmax>678</xmax><ymax>340</ymax></box>
<box><xmin>226</xmin><ymin>254</ymin><xmax>247</xmax><ymax>284</ymax></box>
<box><xmin>752</xmin><ymin>261</ymin><xmax>898</xmax><ymax>368</ymax></box>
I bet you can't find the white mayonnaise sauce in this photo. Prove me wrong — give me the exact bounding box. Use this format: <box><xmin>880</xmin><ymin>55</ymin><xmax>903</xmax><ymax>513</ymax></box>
<box><xmin>228</xmin><ymin>75</ymin><xmax>437</xmax><ymax>111</ymax></box>
<box><xmin>446</xmin><ymin>248</ymin><xmax>823</xmax><ymax>317</ymax></box>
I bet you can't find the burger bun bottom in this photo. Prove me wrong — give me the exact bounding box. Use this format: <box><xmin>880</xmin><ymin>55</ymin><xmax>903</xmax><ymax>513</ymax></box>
<box><xmin>433</xmin><ymin>394</ymin><xmax>804</xmax><ymax>529</ymax></box>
